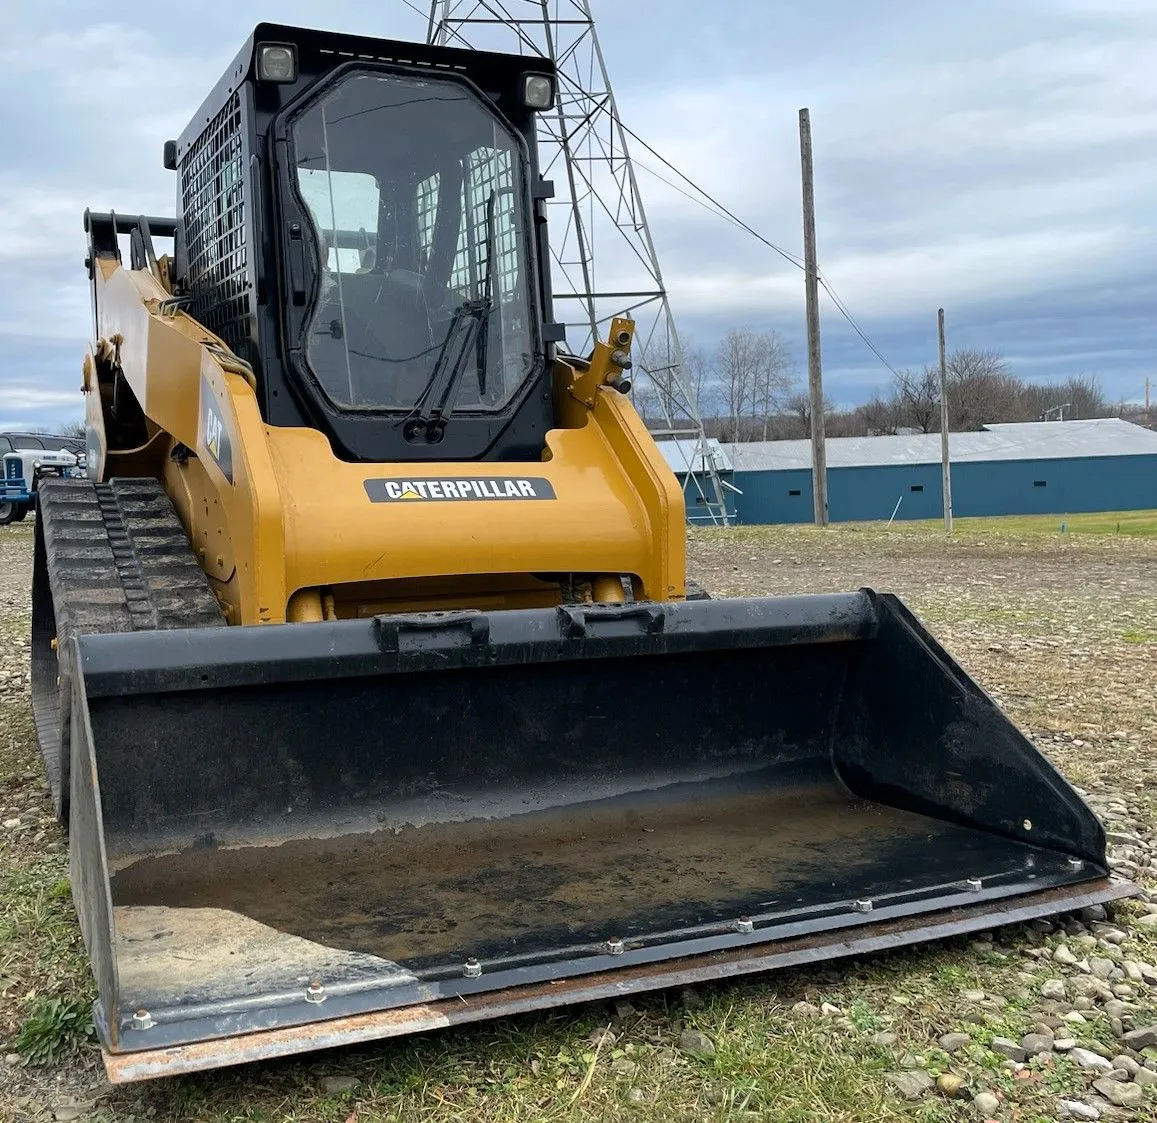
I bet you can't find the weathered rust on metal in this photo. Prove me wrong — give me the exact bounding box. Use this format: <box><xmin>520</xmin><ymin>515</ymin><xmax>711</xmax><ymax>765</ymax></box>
<box><xmin>102</xmin><ymin>876</ymin><xmax>1135</xmax><ymax>1083</ymax></box>
<box><xmin>102</xmin><ymin>1003</ymin><xmax>452</xmax><ymax>1084</ymax></box>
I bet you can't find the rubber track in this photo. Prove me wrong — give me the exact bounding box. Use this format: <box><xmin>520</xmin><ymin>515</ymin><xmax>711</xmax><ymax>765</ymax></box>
<box><xmin>32</xmin><ymin>477</ymin><xmax>224</xmax><ymax>817</ymax></box>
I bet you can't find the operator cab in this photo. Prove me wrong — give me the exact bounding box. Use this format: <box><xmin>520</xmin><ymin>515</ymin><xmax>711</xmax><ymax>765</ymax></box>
<box><xmin>291</xmin><ymin>70</ymin><xmax>535</xmax><ymax>434</ymax></box>
<box><xmin>166</xmin><ymin>24</ymin><xmax>563</xmax><ymax>464</ymax></box>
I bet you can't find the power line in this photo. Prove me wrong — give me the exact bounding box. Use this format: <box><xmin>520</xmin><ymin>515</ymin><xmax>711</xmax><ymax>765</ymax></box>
<box><xmin>633</xmin><ymin>157</ymin><xmax>898</xmax><ymax>376</ymax></box>
<box><xmin>614</xmin><ymin>115</ymin><xmax>803</xmax><ymax>270</ymax></box>
<box><xmin>816</xmin><ymin>275</ymin><xmax>901</xmax><ymax>377</ymax></box>
<box><xmin>613</xmin><ymin>113</ymin><xmax>901</xmax><ymax>378</ymax></box>
<box><xmin>632</xmin><ymin>160</ymin><xmax>754</xmax><ymax>239</ymax></box>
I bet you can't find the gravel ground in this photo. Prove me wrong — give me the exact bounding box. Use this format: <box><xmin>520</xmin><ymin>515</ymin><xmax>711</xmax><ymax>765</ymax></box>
<box><xmin>0</xmin><ymin>518</ymin><xmax>1155</xmax><ymax>1122</ymax></box>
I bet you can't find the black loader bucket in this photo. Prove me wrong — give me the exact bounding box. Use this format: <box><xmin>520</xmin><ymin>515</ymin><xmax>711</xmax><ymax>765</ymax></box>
<box><xmin>67</xmin><ymin>591</ymin><xmax>1132</xmax><ymax>1081</ymax></box>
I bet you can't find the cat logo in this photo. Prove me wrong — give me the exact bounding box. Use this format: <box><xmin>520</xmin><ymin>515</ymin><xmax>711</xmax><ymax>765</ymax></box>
<box><xmin>198</xmin><ymin>375</ymin><xmax>234</xmax><ymax>483</ymax></box>
<box><xmin>364</xmin><ymin>477</ymin><xmax>557</xmax><ymax>503</ymax></box>
<box><xmin>205</xmin><ymin>407</ymin><xmax>224</xmax><ymax>461</ymax></box>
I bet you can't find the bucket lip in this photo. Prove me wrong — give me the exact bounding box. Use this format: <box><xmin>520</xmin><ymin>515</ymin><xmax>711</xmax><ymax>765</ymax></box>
<box><xmin>73</xmin><ymin>591</ymin><xmax>881</xmax><ymax>697</ymax></box>
<box><xmin>100</xmin><ymin>875</ymin><xmax>1138</xmax><ymax>1083</ymax></box>
<box><xmin>100</xmin><ymin>860</ymin><xmax>1117</xmax><ymax>1058</ymax></box>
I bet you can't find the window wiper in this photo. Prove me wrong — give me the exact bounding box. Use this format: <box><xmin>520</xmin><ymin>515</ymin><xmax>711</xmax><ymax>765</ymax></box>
<box><xmin>400</xmin><ymin>301</ymin><xmax>485</xmax><ymax>444</ymax></box>
<box><xmin>399</xmin><ymin>192</ymin><xmax>497</xmax><ymax>443</ymax></box>
<box><xmin>473</xmin><ymin>189</ymin><xmax>498</xmax><ymax>399</ymax></box>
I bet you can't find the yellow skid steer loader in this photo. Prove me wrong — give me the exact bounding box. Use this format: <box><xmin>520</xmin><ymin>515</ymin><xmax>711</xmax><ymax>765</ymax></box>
<box><xmin>31</xmin><ymin>22</ymin><xmax>1131</xmax><ymax>1082</ymax></box>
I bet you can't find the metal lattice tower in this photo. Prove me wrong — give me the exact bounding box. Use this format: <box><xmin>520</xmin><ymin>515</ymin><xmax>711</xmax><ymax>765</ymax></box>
<box><xmin>427</xmin><ymin>0</ymin><xmax>731</xmax><ymax>524</ymax></box>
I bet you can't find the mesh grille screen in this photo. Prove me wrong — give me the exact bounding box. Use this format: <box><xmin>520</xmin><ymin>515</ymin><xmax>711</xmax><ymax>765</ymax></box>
<box><xmin>180</xmin><ymin>91</ymin><xmax>249</xmax><ymax>353</ymax></box>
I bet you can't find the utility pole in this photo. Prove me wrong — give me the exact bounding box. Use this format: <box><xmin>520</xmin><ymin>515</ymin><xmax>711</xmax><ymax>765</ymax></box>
<box><xmin>937</xmin><ymin>308</ymin><xmax>953</xmax><ymax>534</ymax></box>
<box><xmin>799</xmin><ymin>108</ymin><xmax>828</xmax><ymax>526</ymax></box>
<box><xmin>1146</xmin><ymin>377</ymin><xmax>1151</xmax><ymax>427</ymax></box>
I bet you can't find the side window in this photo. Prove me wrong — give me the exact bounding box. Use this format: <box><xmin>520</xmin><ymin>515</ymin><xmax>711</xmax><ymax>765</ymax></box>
<box><xmin>416</xmin><ymin>172</ymin><xmax>439</xmax><ymax>272</ymax></box>
<box><xmin>297</xmin><ymin>169</ymin><xmax>380</xmax><ymax>274</ymax></box>
<box><xmin>415</xmin><ymin>148</ymin><xmax>520</xmax><ymax>302</ymax></box>
<box><xmin>461</xmin><ymin>148</ymin><xmax>519</xmax><ymax>301</ymax></box>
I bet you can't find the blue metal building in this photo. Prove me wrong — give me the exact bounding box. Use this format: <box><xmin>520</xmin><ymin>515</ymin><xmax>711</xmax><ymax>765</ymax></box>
<box><xmin>660</xmin><ymin>419</ymin><xmax>1157</xmax><ymax>525</ymax></box>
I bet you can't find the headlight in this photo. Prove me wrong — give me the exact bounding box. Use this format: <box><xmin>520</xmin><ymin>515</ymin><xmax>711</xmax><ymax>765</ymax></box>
<box><xmin>523</xmin><ymin>74</ymin><xmax>555</xmax><ymax>110</ymax></box>
<box><xmin>257</xmin><ymin>43</ymin><xmax>298</xmax><ymax>83</ymax></box>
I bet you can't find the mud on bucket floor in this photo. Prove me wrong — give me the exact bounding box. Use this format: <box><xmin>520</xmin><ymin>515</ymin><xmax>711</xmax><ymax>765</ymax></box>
<box><xmin>107</xmin><ymin>765</ymin><xmax>1070</xmax><ymax>1010</ymax></box>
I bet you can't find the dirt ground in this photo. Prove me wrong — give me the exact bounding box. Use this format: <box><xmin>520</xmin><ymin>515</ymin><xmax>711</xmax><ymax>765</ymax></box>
<box><xmin>1</xmin><ymin>518</ymin><xmax>1156</xmax><ymax>1123</ymax></box>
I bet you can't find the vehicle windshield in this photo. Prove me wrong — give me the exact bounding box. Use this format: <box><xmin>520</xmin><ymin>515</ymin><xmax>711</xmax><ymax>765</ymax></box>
<box><xmin>290</xmin><ymin>71</ymin><xmax>536</xmax><ymax>414</ymax></box>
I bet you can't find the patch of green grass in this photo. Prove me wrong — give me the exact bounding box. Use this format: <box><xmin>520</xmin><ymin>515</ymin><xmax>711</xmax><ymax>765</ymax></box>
<box><xmin>86</xmin><ymin>971</ymin><xmax>981</xmax><ymax>1122</ymax></box>
<box><xmin>696</xmin><ymin>509</ymin><xmax>1157</xmax><ymax>539</ymax></box>
<box><xmin>0</xmin><ymin>859</ymin><xmax>93</xmax><ymax>1040</ymax></box>
<box><xmin>895</xmin><ymin>509</ymin><xmax>1157</xmax><ymax>537</ymax></box>
<box><xmin>13</xmin><ymin>995</ymin><xmax>94</xmax><ymax>1065</ymax></box>
<box><xmin>1122</xmin><ymin>629</ymin><xmax>1157</xmax><ymax>644</ymax></box>
<box><xmin>933</xmin><ymin>963</ymin><xmax>969</xmax><ymax>988</ymax></box>
<box><xmin>847</xmin><ymin>999</ymin><xmax>883</xmax><ymax>1031</ymax></box>
<box><xmin>48</xmin><ymin>876</ymin><xmax>73</xmax><ymax>901</ymax></box>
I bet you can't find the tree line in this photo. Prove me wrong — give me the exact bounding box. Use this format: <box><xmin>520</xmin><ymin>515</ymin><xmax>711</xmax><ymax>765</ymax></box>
<box><xmin>853</xmin><ymin>351</ymin><xmax>1120</xmax><ymax>437</ymax></box>
<box><xmin>632</xmin><ymin>330</ymin><xmax>1143</xmax><ymax>441</ymax></box>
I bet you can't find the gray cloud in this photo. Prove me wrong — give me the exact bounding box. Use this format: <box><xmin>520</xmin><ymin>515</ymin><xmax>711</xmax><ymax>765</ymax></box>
<box><xmin>1</xmin><ymin>0</ymin><xmax>1153</xmax><ymax>429</ymax></box>
<box><xmin>618</xmin><ymin>0</ymin><xmax>1156</xmax><ymax>400</ymax></box>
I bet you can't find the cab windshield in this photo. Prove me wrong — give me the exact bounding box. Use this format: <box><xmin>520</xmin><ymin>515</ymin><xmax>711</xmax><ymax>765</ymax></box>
<box><xmin>290</xmin><ymin>72</ymin><xmax>536</xmax><ymax>415</ymax></box>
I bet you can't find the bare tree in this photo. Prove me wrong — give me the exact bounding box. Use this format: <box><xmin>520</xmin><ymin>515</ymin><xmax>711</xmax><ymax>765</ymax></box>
<box><xmin>1017</xmin><ymin>373</ymin><xmax>1111</xmax><ymax>422</ymax></box>
<box><xmin>717</xmin><ymin>331</ymin><xmax>757</xmax><ymax>443</ymax></box>
<box><xmin>628</xmin><ymin>340</ymin><xmax>714</xmax><ymax>429</ymax></box>
<box><xmin>666</xmin><ymin>332</ymin><xmax>1124</xmax><ymax>443</ymax></box>
<box><xmin>889</xmin><ymin>349</ymin><xmax>1020</xmax><ymax>433</ymax></box>
<box><xmin>944</xmin><ymin>348</ymin><xmax>1005</xmax><ymax>380</ymax></box>
<box><xmin>681</xmin><ymin>341</ymin><xmax>717</xmax><ymax>419</ymax></box>
<box><xmin>826</xmin><ymin>407</ymin><xmax>869</xmax><ymax>438</ymax></box>
<box><xmin>1057</xmin><ymin>374</ymin><xmax>1109</xmax><ymax>420</ymax></box>
<box><xmin>858</xmin><ymin>394</ymin><xmax>902</xmax><ymax>435</ymax></box>
<box><xmin>893</xmin><ymin>367</ymin><xmax>940</xmax><ymax>433</ymax></box>
<box><xmin>946</xmin><ymin>348</ymin><xmax>1016</xmax><ymax>430</ymax></box>
<box><xmin>58</xmin><ymin>420</ymin><xmax>87</xmax><ymax>438</ymax></box>
<box><xmin>783</xmin><ymin>390</ymin><xmax>835</xmax><ymax>439</ymax></box>
<box><xmin>750</xmin><ymin>331</ymin><xmax>795</xmax><ymax>439</ymax></box>
<box><xmin>716</xmin><ymin>329</ymin><xmax>795</xmax><ymax>442</ymax></box>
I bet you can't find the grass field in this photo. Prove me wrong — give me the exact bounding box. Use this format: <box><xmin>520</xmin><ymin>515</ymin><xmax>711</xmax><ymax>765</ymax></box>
<box><xmin>895</xmin><ymin>509</ymin><xmax>1157</xmax><ymax>537</ymax></box>
<box><xmin>2</xmin><ymin>516</ymin><xmax>1156</xmax><ymax>1122</ymax></box>
<box><xmin>711</xmin><ymin>509</ymin><xmax>1157</xmax><ymax>539</ymax></box>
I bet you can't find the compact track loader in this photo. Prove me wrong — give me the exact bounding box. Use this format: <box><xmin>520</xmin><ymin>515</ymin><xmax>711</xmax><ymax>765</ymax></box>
<box><xmin>32</xmin><ymin>22</ymin><xmax>1131</xmax><ymax>1082</ymax></box>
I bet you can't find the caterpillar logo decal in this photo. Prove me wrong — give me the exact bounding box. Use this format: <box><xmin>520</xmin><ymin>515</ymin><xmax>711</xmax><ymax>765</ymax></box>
<box><xmin>365</xmin><ymin>477</ymin><xmax>557</xmax><ymax>503</ymax></box>
<box><xmin>198</xmin><ymin>375</ymin><xmax>233</xmax><ymax>483</ymax></box>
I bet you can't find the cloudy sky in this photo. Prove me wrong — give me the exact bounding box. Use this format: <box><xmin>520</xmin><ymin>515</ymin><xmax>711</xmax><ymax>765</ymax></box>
<box><xmin>2</xmin><ymin>0</ymin><xmax>1154</xmax><ymax>429</ymax></box>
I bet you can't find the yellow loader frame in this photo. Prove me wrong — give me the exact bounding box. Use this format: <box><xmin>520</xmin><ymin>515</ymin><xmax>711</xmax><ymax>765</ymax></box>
<box><xmin>84</xmin><ymin>255</ymin><xmax>686</xmax><ymax>625</ymax></box>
